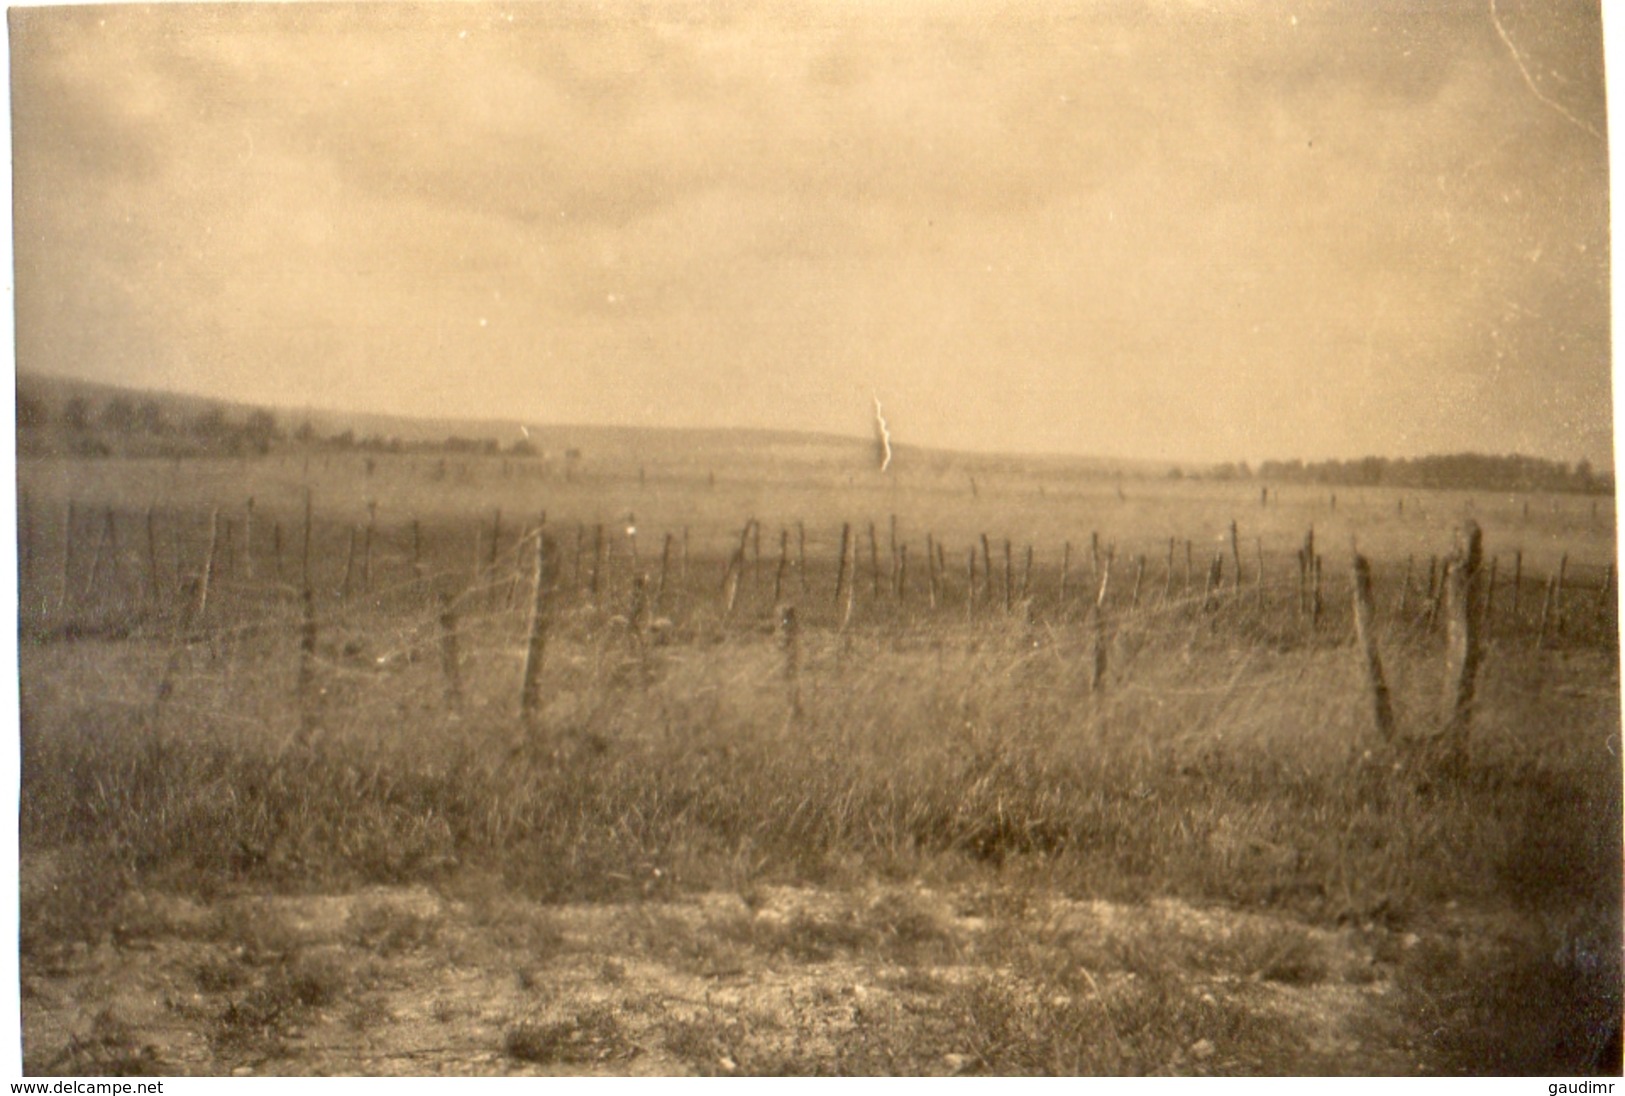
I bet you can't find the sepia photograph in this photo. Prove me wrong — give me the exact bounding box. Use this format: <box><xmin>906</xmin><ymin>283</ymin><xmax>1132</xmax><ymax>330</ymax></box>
<box><xmin>8</xmin><ymin>0</ymin><xmax>1620</xmax><ymax>1078</ymax></box>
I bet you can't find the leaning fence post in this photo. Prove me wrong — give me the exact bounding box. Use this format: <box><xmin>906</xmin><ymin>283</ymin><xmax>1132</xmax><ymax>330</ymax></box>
<box><xmin>1131</xmin><ymin>555</ymin><xmax>1146</xmax><ymax>610</ymax></box>
<box><xmin>1351</xmin><ymin>552</ymin><xmax>1396</xmax><ymax>742</ymax></box>
<box><xmin>1229</xmin><ymin>520</ymin><xmax>1242</xmax><ymax>594</ymax></box>
<box><xmin>926</xmin><ymin>533</ymin><xmax>939</xmax><ymax>609</ymax></box>
<box><xmin>196</xmin><ymin>508</ymin><xmax>221</xmax><ymax>623</ymax></box>
<box><xmin>1442</xmin><ymin>521</ymin><xmax>1485</xmax><ymax>769</ymax></box>
<box><xmin>520</xmin><ymin>528</ymin><xmax>551</xmax><ymax>724</ymax></box>
<box><xmin>834</xmin><ymin>523</ymin><xmax>852</xmax><ymax>609</ymax></box>
<box><xmin>1536</xmin><ymin>574</ymin><xmax>1557</xmax><ymax>650</ymax></box>
<box><xmin>87</xmin><ymin>507</ymin><xmax>109</xmax><ymax>594</ymax></box>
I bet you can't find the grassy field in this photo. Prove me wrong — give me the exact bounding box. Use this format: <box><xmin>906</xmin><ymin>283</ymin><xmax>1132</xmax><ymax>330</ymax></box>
<box><xmin>16</xmin><ymin>446</ymin><xmax>1623</xmax><ymax>1075</ymax></box>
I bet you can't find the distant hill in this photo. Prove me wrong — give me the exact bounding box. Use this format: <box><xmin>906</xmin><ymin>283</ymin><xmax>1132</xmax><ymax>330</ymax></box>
<box><xmin>13</xmin><ymin>371</ymin><xmax>1181</xmax><ymax>483</ymax></box>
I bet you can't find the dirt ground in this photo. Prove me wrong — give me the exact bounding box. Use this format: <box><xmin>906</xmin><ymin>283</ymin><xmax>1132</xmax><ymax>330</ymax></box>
<box><xmin>20</xmin><ymin>853</ymin><xmax>1473</xmax><ymax>1077</ymax></box>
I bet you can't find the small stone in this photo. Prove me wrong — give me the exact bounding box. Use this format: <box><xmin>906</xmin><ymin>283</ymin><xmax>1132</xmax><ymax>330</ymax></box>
<box><xmin>718</xmin><ymin>1056</ymin><xmax>737</xmax><ymax>1073</ymax></box>
<box><xmin>1189</xmin><ymin>1039</ymin><xmax>1215</xmax><ymax>1061</ymax></box>
<box><xmin>1199</xmin><ymin>993</ymin><xmax>1217</xmax><ymax>1007</ymax></box>
<box><xmin>232</xmin><ymin>1067</ymin><xmax>253</xmax><ymax>1077</ymax></box>
<box><xmin>943</xmin><ymin>1053</ymin><xmax>971</xmax><ymax>1074</ymax></box>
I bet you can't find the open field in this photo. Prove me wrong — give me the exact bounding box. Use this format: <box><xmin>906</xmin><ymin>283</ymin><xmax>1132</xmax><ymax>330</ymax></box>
<box><xmin>17</xmin><ymin>447</ymin><xmax>1623</xmax><ymax>1075</ymax></box>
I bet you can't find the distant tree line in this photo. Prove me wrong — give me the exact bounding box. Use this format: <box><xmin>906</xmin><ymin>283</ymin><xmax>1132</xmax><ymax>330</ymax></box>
<box><xmin>1249</xmin><ymin>453</ymin><xmax>1612</xmax><ymax>495</ymax></box>
<box><xmin>16</xmin><ymin>381</ymin><xmax>540</xmax><ymax>460</ymax></box>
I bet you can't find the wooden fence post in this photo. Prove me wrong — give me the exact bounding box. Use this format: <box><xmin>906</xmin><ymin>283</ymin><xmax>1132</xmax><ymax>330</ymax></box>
<box><xmin>573</xmin><ymin>524</ymin><xmax>585</xmax><ymax>589</ymax></box>
<box><xmin>1229</xmin><ymin>520</ymin><xmax>1242</xmax><ymax>593</ymax></box>
<box><xmin>1312</xmin><ymin>554</ymin><xmax>1323</xmax><ymax>625</ymax></box>
<box><xmin>926</xmin><ymin>533</ymin><xmax>938</xmax><ymax>609</ymax></box>
<box><xmin>658</xmin><ymin>532</ymin><xmax>674</xmax><ymax>609</ymax></box>
<box><xmin>774</xmin><ymin>527</ymin><xmax>789</xmax><ymax>604</ymax></box>
<box><xmin>1164</xmin><ymin>537</ymin><xmax>1175</xmax><ymax>603</ymax></box>
<box><xmin>1091</xmin><ymin>553</ymin><xmax>1113</xmax><ymax>693</ymax></box>
<box><xmin>834</xmin><ymin>523</ymin><xmax>852</xmax><ymax>609</ymax></box>
<box><xmin>411</xmin><ymin>518</ymin><xmax>422</xmax><ymax>575</ymax></box>
<box><xmin>1184</xmin><ymin>539</ymin><xmax>1193</xmax><ymax>598</ymax></box>
<box><xmin>797</xmin><ymin>521</ymin><xmax>808</xmax><ymax>595</ymax></box>
<box><xmin>936</xmin><ymin>540</ymin><xmax>948</xmax><ymax>605</ymax></box>
<box><xmin>1442</xmin><ymin>522</ymin><xmax>1485</xmax><ymax>769</ymax></box>
<box><xmin>197</xmin><ymin>508</ymin><xmax>221</xmax><ymax>623</ymax></box>
<box><xmin>980</xmin><ymin>533</ymin><xmax>993</xmax><ymax>595</ymax></box>
<box><xmin>897</xmin><ymin>544</ymin><xmax>909</xmax><ymax>605</ymax></box>
<box><xmin>1255</xmin><ymin>537</ymin><xmax>1265</xmax><ymax>608</ymax></box>
<box><xmin>272</xmin><ymin>522</ymin><xmax>284</xmax><ymax>584</ymax></box>
<box><xmin>1397</xmin><ymin>555</ymin><xmax>1413</xmax><ymax>619</ymax></box>
<box><xmin>1131</xmin><ymin>555</ymin><xmax>1146</xmax><ymax>610</ymax></box>
<box><xmin>1060</xmin><ymin>540</ymin><xmax>1072</xmax><ymax>602</ymax></box>
<box><xmin>520</xmin><ymin>527</ymin><xmax>551</xmax><ymax>724</ymax></box>
<box><xmin>439</xmin><ymin>594</ymin><xmax>463</xmax><ymax>711</ymax></box>
<box><xmin>1351</xmin><ymin>552</ymin><xmax>1396</xmax><ymax>742</ymax></box>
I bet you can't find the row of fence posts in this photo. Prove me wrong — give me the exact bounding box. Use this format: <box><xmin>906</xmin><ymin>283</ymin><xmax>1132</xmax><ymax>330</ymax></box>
<box><xmin>24</xmin><ymin>490</ymin><xmax>1612</xmax><ymax>649</ymax></box>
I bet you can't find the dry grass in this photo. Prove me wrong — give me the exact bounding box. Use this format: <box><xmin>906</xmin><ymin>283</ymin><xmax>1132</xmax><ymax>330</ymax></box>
<box><xmin>16</xmin><ymin>450</ymin><xmax>1623</xmax><ymax>1075</ymax></box>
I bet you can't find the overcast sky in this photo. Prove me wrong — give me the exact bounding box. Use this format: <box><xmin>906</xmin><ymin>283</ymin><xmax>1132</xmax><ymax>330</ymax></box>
<box><xmin>9</xmin><ymin>0</ymin><xmax>1612</xmax><ymax>465</ymax></box>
